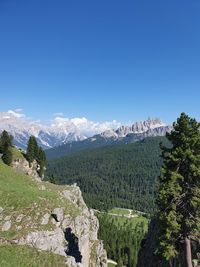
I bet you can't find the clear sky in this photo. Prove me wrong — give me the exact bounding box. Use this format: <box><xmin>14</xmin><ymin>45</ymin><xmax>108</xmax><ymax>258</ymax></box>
<box><xmin>0</xmin><ymin>0</ymin><xmax>200</xmax><ymax>124</ymax></box>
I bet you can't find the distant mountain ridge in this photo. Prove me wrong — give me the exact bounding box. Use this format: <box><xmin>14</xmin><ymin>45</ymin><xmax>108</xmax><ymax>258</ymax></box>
<box><xmin>101</xmin><ymin>118</ymin><xmax>166</xmax><ymax>139</ymax></box>
<box><xmin>0</xmin><ymin>110</ymin><xmax>120</xmax><ymax>149</ymax></box>
<box><xmin>46</xmin><ymin>118</ymin><xmax>172</xmax><ymax>159</ymax></box>
<box><xmin>0</xmin><ymin>111</ymin><xmax>172</xmax><ymax>156</ymax></box>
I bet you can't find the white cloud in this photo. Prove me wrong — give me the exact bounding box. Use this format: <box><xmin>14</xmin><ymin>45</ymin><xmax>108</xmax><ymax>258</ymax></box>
<box><xmin>1</xmin><ymin>110</ymin><xmax>122</xmax><ymax>138</ymax></box>
<box><xmin>50</xmin><ymin>116</ymin><xmax>121</xmax><ymax>137</ymax></box>
<box><xmin>7</xmin><ymin>110</ymin><xmax>25</xmax><ymax>118</ymax></box>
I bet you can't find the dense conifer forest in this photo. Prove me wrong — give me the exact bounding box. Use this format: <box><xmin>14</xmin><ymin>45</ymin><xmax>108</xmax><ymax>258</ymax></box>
<box><xmin>46</xmin><ymin>136</ymin><xmax>170</xmax><ymax>213</ymax></box>
<box><xmin>97</xmin><ymin>213</ymin><xmax>147</xmax><ymax>267</ymax></box>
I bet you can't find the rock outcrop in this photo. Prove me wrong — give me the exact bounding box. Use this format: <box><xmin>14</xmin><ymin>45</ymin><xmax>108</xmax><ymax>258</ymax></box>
<box><xmin>12</xmin><ymin>157</ymin><xmax>41</xmax><ymax>181</ymax></box>
<box><xmin>0</xmin><ymin>155</ymin><xmax>107</xmax><ymax>267</ymax></box>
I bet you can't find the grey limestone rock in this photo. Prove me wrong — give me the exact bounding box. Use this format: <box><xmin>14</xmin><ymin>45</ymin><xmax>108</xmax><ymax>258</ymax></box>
<box><xmin>4</xmin><ymin>215</ymin><xmax>11</xmax><ymax>221</ymax></box>
<box><xmin>12</xmin><ymin>158</ymin><xmax>41</xmax><ymax>181</ymax></box>
<box><xmin>96</xmin><ymin>241</ymin><xmax>107</xmax><ymax>267</ymax></box>
<box><xmin>41</xmin><ymin>213</ymin><xmax>50</xmax><ymax>225</ymax></box>
<box><xmin>2</xmin><ymin>220</ymin><xmax>11</xmax><ymax>231</ymax></box>
<box><xmin>52</xmin><ymin>208</ymin><xmax>64</xmax><ymax>222</ymax></box>
<box><xmin>15</xmin><ymin>185</ymin><xmax>107</xmax><ymax>267</ymax></box>
<box><xmin>19</xmin><ymin>228</ymin><xmax>67</xmax><ymax>256</ymax></box>
<box><xmin>16</xmin><ymin>214</ymin><xmax>24</xmax><ymax>223</ymax></box>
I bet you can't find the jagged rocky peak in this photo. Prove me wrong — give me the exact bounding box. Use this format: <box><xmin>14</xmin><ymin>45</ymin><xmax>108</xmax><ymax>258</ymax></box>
<box><xmin>101</xmin><ymin>129</ymin><xmax>118</xmax><ymax>139</ymax></box>
<box><xmin>115</xmin><ymin>118</ymin><xmax>166</xmax><ymax>137</ymax></box>
<box><xmin>0</xmin><ymin>110</ymin><xmax>171</xmax><ymax>152</ymax></box>
<box><xmin>131</xmin><ymin>118</ymin><xmax>164</xmax><ymax>133</ymax></box>
<box><xmin>115</xmin><ymin>125</ymin><xmax>131</xmax><ymax>138</ymax></box>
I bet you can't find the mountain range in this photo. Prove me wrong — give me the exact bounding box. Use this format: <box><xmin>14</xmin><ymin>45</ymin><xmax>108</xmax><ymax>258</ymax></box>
<box><xmin>46</xmin><ymin>118</ymin><xmax>172</xmax><ymax>159</ymax></box>
<box><xmin>0</xmin><ymin>110</ymin><xmax>172</xmax><ymax>158</ymax></box>
<box><xmin>0</xmin><ymin>110</ymin><xmax>120</xmax><ymax>149</ymax></box>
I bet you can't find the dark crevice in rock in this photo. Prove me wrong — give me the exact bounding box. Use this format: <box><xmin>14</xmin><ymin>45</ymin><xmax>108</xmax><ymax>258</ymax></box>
<box><xmin>64</xmin><ymin>228</ymin><xmax>82</xmax><ymax>263</ymax></box>
<box><xmin>51</xmin><ymin>213</ymin><xmax>59</xmax><ymax>222</ymax></box>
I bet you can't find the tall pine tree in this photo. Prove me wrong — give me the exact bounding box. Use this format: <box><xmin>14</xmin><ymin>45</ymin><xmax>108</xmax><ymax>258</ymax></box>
<box><xmin>0</xmin><ymin>130</ymin><xmax>13</xmax><ymax>165</ymax></box>
<box><xmin>2</xmin><ymin>147</ymin><xmax>12</xmax><ymax>165</ymax></box>
<box><xmin>26</xmin><ymin>136</ymin><xmax>38</xmax><ymax>166</ymax></box>
<box><xmin>0</xmin><ymin>130</ymin><xmax>13</xmax><ymax>153</ymax></box>
<box><xmin>157</xmin><ymin>113</ymin><xmax>200</xmax><ymax>267</ymax></box>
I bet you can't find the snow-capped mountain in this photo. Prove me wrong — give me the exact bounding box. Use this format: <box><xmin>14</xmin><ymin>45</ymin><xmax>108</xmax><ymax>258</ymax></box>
<box><xmin>0</xmin><ymin>110</ymin><xmax>172</xmax><ymax>152</ymax></box>
<box><xmin>46</xmin><ymin>118</ymin><xmax>172</xmax><ymax>159</ymax></box>
<box><xmin>0</xmin><ymin>110</ymin><xmax>121</xmax><ymax>149</ymax></box>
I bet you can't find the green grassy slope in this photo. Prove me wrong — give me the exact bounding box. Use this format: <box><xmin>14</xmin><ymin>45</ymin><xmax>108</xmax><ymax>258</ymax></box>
<box><xmin>0</xmin><ymin>156</ymin><xmax>81</xmax><ymax>265</ymax></box>
<box><xmin>0</xmin><ymin>245</ymin><xmax>68</xmax><ymax>267</ymax></box>
<box><xmin>0</xmin><ymin>159</ymin><xmax>79</xmax><ymax>215</ymax></box>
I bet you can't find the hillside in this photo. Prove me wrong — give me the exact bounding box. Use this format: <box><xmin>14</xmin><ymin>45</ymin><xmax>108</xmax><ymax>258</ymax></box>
<box><xmin>46</xmin><ymin>136</ymin><xmax>170</xmax><ymax>213</ymax></box>
<box><xmin>0</xmin><ymin>152</ymin><xmax>107</xmax><ymax>267</ymax></box>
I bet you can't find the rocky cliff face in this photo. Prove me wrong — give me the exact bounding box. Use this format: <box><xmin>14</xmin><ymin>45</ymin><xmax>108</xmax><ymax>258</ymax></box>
<box><xmin>18</xmin><ymin>186</ymin><xmax>107</xmax><ymax>267</ymax></box>
<box><xmin>0</xmin><ymin>154</ymin><xmax>107</xmax><ymax>267</ymax></box>
<box><xmin>116</xmin><ymin>118</ymin><xmax>166</xmax><ymax>137</ymax></box>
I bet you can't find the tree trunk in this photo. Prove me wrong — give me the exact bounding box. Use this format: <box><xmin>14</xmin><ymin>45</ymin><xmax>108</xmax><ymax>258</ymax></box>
<box><xmin>169</xmin><ymin>258</ymin><xmax>176</xmax><ymax>267</ymax></box>
<box><xmin>169</xmin><ymin>259</ymin><xmax>173</xmax><ymax>267</ymax></box>
<box><xmin>185</xmin><ymin>236</ymin><xmax>193</xmax><ymax>267</ymax></box>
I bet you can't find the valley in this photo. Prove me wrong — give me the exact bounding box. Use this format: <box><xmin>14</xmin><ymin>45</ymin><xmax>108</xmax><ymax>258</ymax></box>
<box><xmin>0</xmin><ymin>113</ymin><xmax>199</xmax><ymax>267</ymax></box>
<box><xmin>46</xmin><ymin>136</ymin><xmax>170</xmax><ymax>213</ymax></box>
<box><xmin>96</xmin><ymin>207</ymin><xmax>148</xmax><ymax>267</ymax></box>
<box><xmin>1</xmin><ymin>0</ymin><xmax>200</xmax><ymax>265</ymax></box>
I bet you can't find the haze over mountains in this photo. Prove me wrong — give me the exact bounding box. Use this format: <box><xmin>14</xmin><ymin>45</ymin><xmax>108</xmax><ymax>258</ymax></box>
<box><xmin>0</xmin><ymin>110</ymin><xmax>172</xmax><ymax>155</ymax></box>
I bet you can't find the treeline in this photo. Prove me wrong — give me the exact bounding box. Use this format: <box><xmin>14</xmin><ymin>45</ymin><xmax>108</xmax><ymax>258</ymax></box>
<box><xmin>98</xmin><ymin>213</ymin><xmax>147</xmax><ymax>267</ymax></box>
<box><xmin>0</xmin><ymin>130</ymin><xmax>46</xmax><ymax>177</ymax></box>
<box><xmin>46</xmin><ymin>137</ymin><xmax>170</xmax><ymax>213</ymax></box>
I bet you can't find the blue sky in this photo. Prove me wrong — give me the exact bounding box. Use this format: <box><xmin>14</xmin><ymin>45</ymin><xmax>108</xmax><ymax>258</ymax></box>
<box><xmin>0</xmin><ymin>0</ymin><xmax>200</xmax><ymax>124</ymax></box>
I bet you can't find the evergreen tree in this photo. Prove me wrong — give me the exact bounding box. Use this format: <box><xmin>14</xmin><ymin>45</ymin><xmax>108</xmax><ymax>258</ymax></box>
<box><xmin>97</xmin><ymin>213</ymin><xmax>146</xmax><ymax>267</ymax></box>
<box><xmin>0</xmin><ymin>130</ymin><xmax>13</xmax><ymax>153</ymax></box>
<box><xmin>49</xmin><ymin>174</ymin><xmax>58</xmax><ymax>184</ymax></box>
<box><xmin>0</xmin><ymin>130</ymin><xmax>13</xmax><ymax>165</ymax></box>
<box><xmin>32</xmin><ymin>137</ymin><xmax>39</xmax><ymax>159</ymax></box>
<box><xmin>2</xmin><ymin>147</ymin><xmax>12</xmax><ymax>165</ymax></box>
<box><xmin>46</xmin><ymin>136</ymin><xmax>169</xmax><ymax>213</ymax></box>
<box><xmin>157</xmin><ymin>113</ymin><xmax>200</xmax><ymax>267</ymax></box>
<box><xmin>26</xmin><ymin>136</ymin><xmax>38</xmax><ymax>165</ymax></box>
